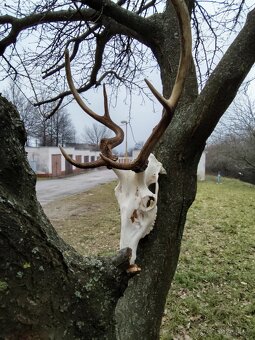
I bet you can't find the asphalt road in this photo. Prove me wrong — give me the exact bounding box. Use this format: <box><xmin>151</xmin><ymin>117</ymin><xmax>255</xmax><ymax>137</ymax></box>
<box><xmin>36</xmin><ymin>169</ymin><xmax>117</xmax><ymax>206</ymax></box>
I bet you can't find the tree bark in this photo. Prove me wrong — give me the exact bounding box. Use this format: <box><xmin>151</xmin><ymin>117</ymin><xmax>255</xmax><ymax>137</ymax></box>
<box><xmin>115</xmin><ymin>6</ymin><xmax>255</xmax><ymax>340</ymax></box>
<box><xmin>0</xmin><ymin>96</ymin><xmax>132</xmax><ymax>339</ymax></box>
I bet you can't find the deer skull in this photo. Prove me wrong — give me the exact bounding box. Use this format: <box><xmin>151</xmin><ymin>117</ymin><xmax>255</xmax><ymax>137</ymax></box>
<box><xmin>114</xmin><ymin>154</ymin><xmax>166</xmax><ymax>266</ymax></box>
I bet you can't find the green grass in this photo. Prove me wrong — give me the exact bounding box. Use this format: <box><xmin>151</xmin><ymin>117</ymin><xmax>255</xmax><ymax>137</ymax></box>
<box><xmin>44</xmin><ymin>176</ymin><xmax>255</xmax><ymax>339</ymax></box>
<box><xmin>160</xmin><ymin>177</ymin><xmax>255</xmax><ymax>339</ymax></box>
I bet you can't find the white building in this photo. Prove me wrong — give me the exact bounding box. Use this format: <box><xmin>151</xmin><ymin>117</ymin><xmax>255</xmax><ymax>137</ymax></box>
<box><xmin>197</xmin><ymin>151</ymin><xmax>206</xmax><ymax>181</ymax></box>
<box><xmin>26</xmin><ymin>146</ymin><xmax>206</xmax><ymax>180</ymax></box>
<box><xmin>26</xmin><ymin>146</ymin><xmax>100</xmax><ymax>177</ymax></box>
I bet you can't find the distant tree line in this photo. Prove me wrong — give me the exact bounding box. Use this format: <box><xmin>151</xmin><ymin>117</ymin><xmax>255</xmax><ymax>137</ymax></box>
<box><xmin>206</xmin><ymin>92</ymin><xmax>255</xmax><ymax>184</ymax></box>
<box><xmin>4</xmin><ymin>82</ymin><xmax>76</xmax><ymax>147</ymax></box>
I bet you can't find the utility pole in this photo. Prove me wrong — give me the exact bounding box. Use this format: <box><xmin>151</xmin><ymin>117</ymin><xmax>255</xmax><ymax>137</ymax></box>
<box><xmin>121</xmin><ymin>120</ymin><xmax>128</xmax><ymax>163</ymax></box>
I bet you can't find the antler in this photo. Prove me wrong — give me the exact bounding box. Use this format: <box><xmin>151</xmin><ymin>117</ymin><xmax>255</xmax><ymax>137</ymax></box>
<box><xmin>59</xmin><ymin>49</ymin><xmax>124</xmax><ymax>169</ymax></box>
<box><xmin>100</xmin><ymin>0</ymin><xmax>192</xmax><ymax>171</ymax></box>
<box><xmin>60</xmin><ymin>0</ymin><xmax>191</xmax><ymax>172</ymax></box>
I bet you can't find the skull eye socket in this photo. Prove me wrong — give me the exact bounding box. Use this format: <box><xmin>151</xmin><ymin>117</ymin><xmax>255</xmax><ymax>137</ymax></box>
<box><xmin>148</xmin><ymin>183</ymin><xmax>156</xmax><ymax>194</ymax></box>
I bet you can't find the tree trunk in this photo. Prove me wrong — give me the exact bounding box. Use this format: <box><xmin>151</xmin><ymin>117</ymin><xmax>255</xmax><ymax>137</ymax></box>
<box><xmin>114</xmin><ymin>3</ymin><xmax>198</xmax><ymax>337</ymax></box>
<box><xmin>0</xmin><ymin>95</ymin><xmax>132</xmax><ymax>339</ymax></box>
<box><xmin>115</xmin><ymin>6</ymin><xmax>255</xmax><ymax>339</ymax></box>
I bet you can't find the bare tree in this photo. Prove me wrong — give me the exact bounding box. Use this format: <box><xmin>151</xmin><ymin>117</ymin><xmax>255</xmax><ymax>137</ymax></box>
<box><xmin>35</xmin><ymin>108</ymin><xmax>76</xmax><ymax>146</ymax></box>
<box><xmin>226</xmin><ymin>93</ymin><xmax>255</xmax><ymax>169</ymax></box>
<box><xmin>4</xmin><ymin>82</ymin><xmax>76</xmax><ymax>146</ymax></box>
<box><xmin>3</xmin><ymin>82</ymin><xmax>40</xmax><ymax>145</ymax></box>
<box><xmin>0</xmin><ymin>0</ymin><xmax>255</xmax><ymax>339</ymax></box>
<box><xmin>82</xmin><ymin>123</ymin><xmax>112</xmax><ymax>149</ymax></box>
<box><xmin>207</xmin><ymin>91</ymin><xmax>255</xmax><ymax>182</ymax></box>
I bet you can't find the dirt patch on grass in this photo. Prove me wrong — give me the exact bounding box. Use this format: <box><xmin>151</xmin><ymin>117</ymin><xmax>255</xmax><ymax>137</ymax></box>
<box><xmin>43</xmin><ymin>181</ymin><xmax>120</xmax><ymax>257</ymax></box>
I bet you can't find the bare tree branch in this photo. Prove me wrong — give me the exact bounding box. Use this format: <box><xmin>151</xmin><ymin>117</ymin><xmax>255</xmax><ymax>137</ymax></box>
<box><xmin>186</xmin><ymin>7</ymin><xmax>255</xmax><ymax>152</ymax></box>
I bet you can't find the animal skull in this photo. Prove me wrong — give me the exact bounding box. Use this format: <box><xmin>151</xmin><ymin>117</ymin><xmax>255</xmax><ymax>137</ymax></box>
<box><xmin>114</xmin><ymin>154</ymin><xmax>166</xmax><ymax>267</ymax></box>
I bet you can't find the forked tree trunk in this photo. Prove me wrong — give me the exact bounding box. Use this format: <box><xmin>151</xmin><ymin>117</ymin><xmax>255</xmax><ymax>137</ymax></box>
<box><xmin>0</xmin><ymin>4</ymin><xmax>254</xmax><ymax>339</ymax></box>
<box><xmin>0</xmin><ymin>95</ymin><xmax>131</xmax><ymax>338</ymax></box>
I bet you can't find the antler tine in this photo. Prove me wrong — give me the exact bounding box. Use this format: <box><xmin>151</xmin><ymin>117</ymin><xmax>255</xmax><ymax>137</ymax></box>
<box><xmin>103</xmin><ymin>84</ymin><xmax>110</xmax><ymax>118</ymax></box>
<box><xmin>100</xmin><ymin>84</ymin><xmax>124</xmax><ymax>149</ymax></box>
<box><xmin>60</xmin><ymin>51</ymin><xmax>125</xmax><ymax>169</ymax></box>
<box><xmin>59</xmin><ymin>145</ymin><xmax>106</xmax><ymax>169</ymax></box>
<box><xmin>65</xmin><ymin>49</ymin><xmax>101</xmax><ymax>122</ymax></box>
<box><xmin>146</xmin><ymin>0</ymin><xmax>191</xmax><ymax>111</ymax></box>
<box><xmin>100</xmin><ymin>0</ymin><xmax>192</xmax><ymax>172</ymax></box>
<box><xmin>144</xmin><ymin>79</ymin><xmax>173</xmax><ymax>112</ymax></box>
<box><xmin>169</xmin><ymin>0</ymin><xmax>192</xmax><ymax>109</ymax></box>
<box><xmin>65</xmin><ymin>49</ymin><xmax>120</xmax><ymax>134</ymax></box>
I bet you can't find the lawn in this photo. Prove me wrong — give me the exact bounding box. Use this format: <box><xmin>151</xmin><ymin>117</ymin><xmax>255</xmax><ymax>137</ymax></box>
<box><xmin>43</xmin><ymin>176</ymin><xmax>255</xmax><ymax>339</ymax></box>
<box><xmin>161</xmin><ymin>177</ymin><xmax>255</xmax><ymax>339</ymax></box>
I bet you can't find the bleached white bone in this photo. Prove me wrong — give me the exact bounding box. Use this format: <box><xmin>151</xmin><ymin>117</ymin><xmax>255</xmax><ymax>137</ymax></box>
<box><xmin>114</xmin><ymin>154</ymin><xmax>166</xmax><ymax>264</ymax></box>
